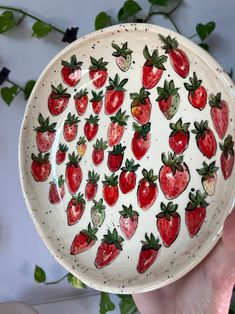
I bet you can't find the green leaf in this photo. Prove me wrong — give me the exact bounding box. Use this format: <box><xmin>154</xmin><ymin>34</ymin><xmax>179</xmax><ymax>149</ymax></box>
<box><xmin>32</xmin><ymin>21</ymin><xmax>52</xmax><ymax>39</ymax></box>
<box><xmin>0</xmin><ymin>11</ymin><xmax>16</xmax><ymax>33</ymax></box>
<box><xmin>118</xmin><ymin>7</ymin><xmax>126</xmax><ymax>22</ymax></box>
<box><xmin>196</xmin><ymin>21</ymin><xmax>216</xmax><ymax>41</ymax></box>
<box><xmin>95</xmin><ymin>12</ymin><xmax>112</xmax><ymax>30</ymax></box>
<box><xmin>34</xmin><ymin>265</ymin><xmax>46</xmax><ymax>283</ymax></box>
<box><xmin>123</xmin><ymin>0</ymin><xmax>142</xmax><ymax>17</ymax></box>
<box><xmin>99</xmin><ymin>292</ymin><xmax>115</xmax><ymax>314</ymax></box>
<box><xmin>67</xmin><ymin>273</ymin><xmax>86</xmax><ymax>289</ymax></box>
<box><xmin>148</xmin><ymin>0</ymin><xmax>168</xmax><ymax>5</ymax></box>
<box><xmin>119</xmin><ymin>295</ymin><xmax>138</xmax><ymax>314</ymax></box>
<box><xmin>199</xmin><ymin>42</ymin><xmax>209</xmax><ymax>51</ymax></box>
<box><xmin>24</xmin><ymin>80</ymin><xmax>36</xmax><ymax>100</ymax></box>
<box><xmin>1</xmin><ymin>85</ymin><xmax>19</xmax><ymax>106</ymax></box>
<box><xmin>229</xmin><ymin>299</ymin><xmax>235</xmax><ymax>314</ymax></box>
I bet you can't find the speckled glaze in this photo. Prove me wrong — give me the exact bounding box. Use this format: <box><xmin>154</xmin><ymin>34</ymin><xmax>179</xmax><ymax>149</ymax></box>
<box><xmin>19</xmin><ymin>24</ymin><xmax>235</xmax><ymax>294</ymax></box>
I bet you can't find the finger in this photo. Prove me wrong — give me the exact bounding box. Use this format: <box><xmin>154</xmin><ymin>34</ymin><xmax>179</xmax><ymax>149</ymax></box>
<box><xmin>222</xmin><ymin>207</ymin><xmax>235</xmax><ymax>252</ymax></box>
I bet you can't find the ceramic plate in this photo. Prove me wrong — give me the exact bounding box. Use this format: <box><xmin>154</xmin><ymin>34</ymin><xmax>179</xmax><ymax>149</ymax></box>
<box><xmin>19</xmin><ymin>24</ymin><xmax>235</xmax><ymax>294</ymax></box>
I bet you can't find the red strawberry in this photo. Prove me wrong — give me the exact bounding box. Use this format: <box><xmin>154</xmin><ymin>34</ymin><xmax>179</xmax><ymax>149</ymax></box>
<box><xmin>56</xmin><ymin>143</ymin><xmax>68</xmax><ymax>165</ymax></box>
<box><xmin>156</xmin><ymin>202</ymin><xmax>180</xmax><ymax>247</ymax></box>
<box><xmin>209</xmin><ymin>93</ymin><xmax>229</xmax><ymax>139</ymax></box>
<box><xmin>159</xmin><ymin>34</ymin><xmax>189</xmax><ymax>78</ymax></box>
<box><xmin>119</xmin><ymin>205</ymin><xmax>139</xmax><ymax>240</ymax></box>
<box><xmin>92</xmin><ymin>138</ymin><xmax>108</xmax><ymax>166</ymax></box>
<box><xmin>89</xmin><ymin>57</ymin><xmax>108</xmax><ymax>88</ymax></box>
<box><xmin>112</xmin><ymin>42</ymin><xmax>132</xmax><ymax>72</ymax></box>
<box><xmin>142</xmin><ymin>45</ymin><xmax>167</xmax><ymax>89</ymax></box>
<box><xmin>185</xmin><ymin>190</ymin><xmax>209</xmax><ymax>237</ymax></box>
<box><xmin>76</xmin><ymin>136</ymin><xmax>87</xmax><ymax>157</ymax></box>
<box><xmin>130</xmin><ymin>87</ymin><xmax>152</xmax><ymax>125</ymax></box>
<box><xmin>63</xmin><ymin>113</ymin><xmax>80</xmax><ymax>142</ymax></box>
<box><xmin>74</xmin><ymin>88</ymin><xmax>88</xmax><ymax>116</ymax></box>
<box><xmin>91</xmin><ymin>199</ymin><xmax>106</xmax><ymax>227</ymax></box>
<box><xmin>70</xmin><ymin>223</ymin><xmax>98</xmax><ymax>255</ymax></box>
<box><xmin>169</xmin><ymin>118</ymin><xmax>190</xmax><ymax>154</ymax></box>
<box><xmin>196</xmin><ymin>161</ymin><xmax>219</xmax><ymax>196</ymax></box>
<box><xmin>95</xmin><ymin>229</ymin><xmax>124</xmax><ymax>269</ymax></box>
<box><xmin>157</xmin><ymin>80</ymin><xmax>180</xmax><ymax>120</ymax></box>
<box><xmin>67</xmin><ymin>193</ymin><xmax>86</xmax><ymax>225</ymax></box>
<box><xmin>107</xmin><ymin>109</ymin><xmax>129</xmax><ymax>146</ymax></box>
<box><xmin>49</xmin><ymin>175</ymin><xmax>65</xmax><ymax>204</ymax></box>
<box><xmin>85</xmin><ymin>170</ymin><xmax>100</xmax><ymax>201</ymax></box>
<box><xmin>65</xmin><ymin>152</ymin><xmax>82</xmax><ymax>194</ymax></box>
<box><xmin>132</xmin><ymin>122</ymin><xmax>151</xmax><ymax>160</ymax></box>
<box><xmin>31</xmin><ymin>152</ymin><xmax>51</xmax><ymax>182</ymax></box>
<box><xmin>107</xmin><ymin>144</ymin><xmax>126</xmax><ymax>172</ymax></box>
<box><xmin>61</xmin><ymin>54</ymin><xmax>82</xmax><ymax>87</ymax></box>
<box><xmin>119</xmin><ymin>159</ymin><xmax>140</xmax><ymax>194</ymax></box>
<box><xmin>84</xmin><ymin>115</ymin><xmax>99</xmax><ymax>141</ymax></box>
<box><xmin>48</xmin><ymin>84</ymin><xmax>70</xmax><ymax>116</ymax></box>
<box><xmin>102</xmin><ymin>174</ymin><xmax>119</xmax><ymax>207</ymax></box>
<box><xmin>34</xmin><ymin>114</ymin><xmax>56</xmax><ymax>152</ymax></box>
<box><xmin>184</xmin><ymin>72</ymin><xmax>207</xmax><ymax>110</ymax></box>
<box><xmin>137</xmin><ymin>233</ymin><xmax>161</xmax><ymax>273</ymax></box>
<box><xmin>105</xmin><ymin>74</ymin><xmax>128</xmax><ymax>115</ymax></box>
<box><xmin>137</xmin><ymin>169</ymin><xmax>158</xmax><ymax>210</ymax></box>
<box><xmin>90</xmin><ymin>90</ymin><xmax>104</xmax><ymax>114</ymax></box>
<box><xmin>159</xmin><ymin>152</ymin><xmax>190</xmax><ymax>199</ymax></box>
<box><xmin>219</xmin><ymin>135</ymin><xmax>234</xmax><ymax>179</ymax></box>
<box><xmin>192</xmin><ymin>121</ymin><xmax>217</xmax><ymax>159</ymax></box>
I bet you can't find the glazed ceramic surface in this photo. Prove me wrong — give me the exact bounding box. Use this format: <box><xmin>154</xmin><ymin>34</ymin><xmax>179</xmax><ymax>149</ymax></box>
<box><xmin>19</xmin><ymin>24</ymin><xmax>235</xmax><ymax>294</ymax></box>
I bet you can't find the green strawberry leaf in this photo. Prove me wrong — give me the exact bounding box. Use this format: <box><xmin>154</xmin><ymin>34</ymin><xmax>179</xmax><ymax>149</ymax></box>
<box><xmin>32</xmin><ymin>21</ymin><xmax>52</xmax><ymax>39</ymax></box>
<box><xmin>196</xmin><ymin>21</ymin><xmax>216</xmax><ymax>41</ymax></box>
<box><xmin>24</xmin><ymin>80</ymin><xmax>36</xmax><ymax>100</ymax></box>
<box><xmin>34</xmin><ymin>265</ymin><xmax>46</xmax><ymax>283</ymax></box>
<box><xmin>148</xmin><ymin>0</ymin><xmax>168</xmax><ymax>5</ymax></box>
<box><xmin>199</xmin><ymin>42</ymin><xmax>209</xmax><ymax>51</ymax></box>
<box><xmin>95</xmin><ymin>12</ymin><xmax>112</xmax><ymax>30</ymax></box>
<box><xmin>118</xmin><ymin>295</ymin><xmax>138</xmax><ymax>314</ymax></box>
<box><xmin>1</xmin><ymin>85</ymin><xmax>19</xmax><ymax>106</ymax></box>
<box><xmin>67</xmin><ymin>273</ymin><xmax>86</xmax><ymax>289</ymax></box>
<box><xmin>100</xmin><ymin>292</ymin><xmax>115</xmax><ymax>314</ymax></box>
<box><xmin>0</xmin><ymin>11</ymin><xmax>16</xmax><ymax>33</ymax></box>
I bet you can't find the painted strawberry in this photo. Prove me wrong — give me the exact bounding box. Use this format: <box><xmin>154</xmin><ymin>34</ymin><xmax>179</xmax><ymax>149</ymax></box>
<box><xmin>159</xmin><ymin>152</ymin><xmax>190</xmax><ymax>199</ymax></box>
<box><xmin>184</xmin><ymin>72</ymin><xmax>207</xmax><ymax>110</ymax></box>
<box><xmin>209</xmin><ymin>92</ymin><xmax>229</xmax><ymax>139</ymax></box>
<box><xmin>119</xmin><ymin>159</ymin><xmax>140</xmax><ymax>194</ymax></box>
<box><xmin>84</xmin><ymin>115</ymin><xmax>99</xmax><ymax>141</ymax></box>
<box><xmin>48</xmin><ymin>84</ymin><xmax>70</xmax><ymax>116</ymax></box>
<box><xmin>76</xmin><ymin>136</ymin><xmax>87</xmax><ymax>157</ymax></box>
<box><xmin>119</xmin><ymin>205</ymin><xmax>139</xmax><ymax>240</ymax></box>
<box><xmin>49</xmin><ymin>175</ymin><xmax>65</xmax><ymax>204</ymax></box>
<box><xmin>61</xmin><ymin>54</ymin><xmax>82</xmax><ymax>87</ymax></box>
<box><xmin>56</xmin><ymin>143</ymin><xmax>68</xmax><ymax>165</ymax></box>
<box><xmin>67</xmin><ymin>193</ymin><xmax>86</xmax><ymax>225</ymax></box>
<box><xmin>132</xmin><ymin>122</ymin><xmax>151</xmax><ymax>160</ymax></box>
<box><xmin>92</xmin><ymin>138</ymin><xmax>108</xmax><ymax>166</ymax></box>
<box><xmin>95</xmin><ymin>229</ymin><xmax>124</xmax><ymax>269</ymax></box>
<box><xmin>219</xmin><ymin>135</ymin><xmax>234</xmax><ymax>179</ymax></box>
<box><xmin>70</xmin><ymin>223</ymin><xmax>98</xmax><ymax>255</ymax></box>
<box><xmin>102</xmin><ymin>174</ymin><xmax>119</xmax><ymax>207</ymax></box>
<box><xmin>31</xmin><ymin>152</ymin><xmax>51</xmax><ymax>182</ymax></box>
<box><xmin>65</xmin><ymin>152</ymin><xmax>82</xmax><ymax>194</ymax></box>
<box><xmin>142</xmin><ymin>45</ymin><xmax>167</xmax><ymax>89</ymax></box>
<box><xmin>89</xmin><ymin>57</ymin><xmax>108</xmax><ymax>88</ymax></box>
<box><xmin>105</xmin><ymin>74</ymin><xmax>128</xmax><ymax>115</ymax></box>
<box><xmin>137</xmin><ymin>169</ymin><xmax>158</xmax><ymax>210</ymax></box>
<box><xmin>196</xmin><ymin>161</ymin><xmax>219</xmax><ymax>196</ymax></box>
<box><xmin>112</xmin><ymin>42</ymin><xmax>132</xmax><ymax>72</ymax></box>
<box><xmin>137</xmin><ymin>233</ymin><xmax>162</xmax><ymax>274</ymax></box>
<box><xmin>107</xmin><ymin>144</ymin><xmax>126</xmax><ymax>172</ymax></box>
<box><xmin>85</xmin><ymin>170</ymin><xmax>100</xmax><ymax>201</ymax></box>
<box><xmin>74</xmin><ymin>88</ymin><xmax>89</xmax><ymax>116</ymax></box>
<box><xmin>130</xmin><ymin>87</ymin><xmax>152</xmax><ymax>125</ymax></box>
<box><xmin>169</xmin><ymin>118</ymin><xmax>190</xmax><ymax>154</ymax></box>
<box><xmin>156</xmin><ymin>202</ymin><xmax>180</xmax><ymax>247</ymax></box>
<box><xmin>34</xmin><ymin>114</ymin><xmax>56</xmax><ymax>153</ymax></box>
<box><xmin>185</xmin><ymin>190</ymin><xmax>209</xmax><ymax>238</ymax></box>
<box><xmin>107</xmin><ymin>109</ymin><xmax>129</xmax><ymax>146</ymax></box>
<box><xmin>91</xmin><ymin>199</ymin><xmax>106</xmax><ymax>227</ymax></box>
<box><xmin>90</xmin><ymin>90</ymin><xmax>104</xmax><ymax>114</ymax></box>
<box><xmin>192</xmin><ymin>121</ymin><xmax>217</xmax><ymax>159</ymax></box>
<box><xmin>157</xmin><ymin>80</ymin><xmax>180</xmax><ymax>120</ymax></box>
<box><xmin>63</xmin><ymin>113</ymin><xmax>80</xmax><ymax>142</ymax></box>
<box><xmin>159</xmin><ymin>34</ymin><xmax>189</xmax><ymax>78</ymax></box>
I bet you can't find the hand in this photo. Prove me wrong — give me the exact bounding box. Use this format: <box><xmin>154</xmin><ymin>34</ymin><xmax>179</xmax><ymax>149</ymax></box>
<box><xmin>133</xmin><ymin>208</ymin><xmax>235</xmax><ymax>314</ymax></box>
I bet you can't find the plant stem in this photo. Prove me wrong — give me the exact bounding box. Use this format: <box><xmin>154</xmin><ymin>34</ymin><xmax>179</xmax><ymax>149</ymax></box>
<box><xmin>5</xmin><ymin>78</ymin><xmax>24</xmax><ymax>93</ymax></box>
<box><xmin>44</xmin><ymin>274</ymin><xmax>68</xmax><ymax>285</ymax></box>
<box><xmin>188</xmin><ymin>33</ymin><xmax>197</xmax><ymax>39</ymax></box>
<box><xmin>0</xmin><ymin>5</ymin><xmax>65</xmax><ymax>34</ymax></box>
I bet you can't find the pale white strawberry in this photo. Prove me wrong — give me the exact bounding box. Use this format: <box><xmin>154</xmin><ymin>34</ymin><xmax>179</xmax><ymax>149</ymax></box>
<box><xmin>112</xmin><ymin>42</ymin><xmax>132</xmax><ymax>72</ymax></box>
<box><xmin>119</xmin><ymin>205</ymin><xmax>139</xmax><ymax>240</ymax></box>
<box><xmin>196</xmin><ymin>161</ymin><xmax>219</xmax><ymax>196</ymax></box>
